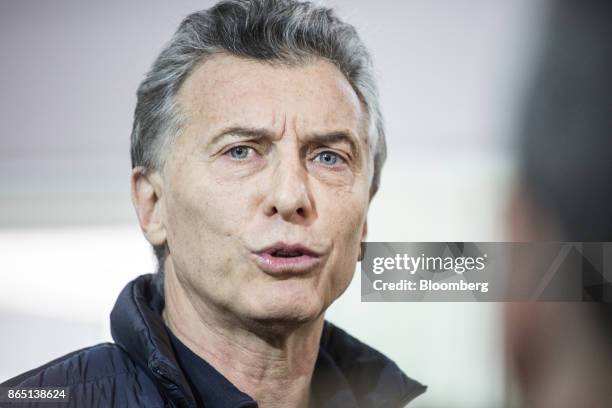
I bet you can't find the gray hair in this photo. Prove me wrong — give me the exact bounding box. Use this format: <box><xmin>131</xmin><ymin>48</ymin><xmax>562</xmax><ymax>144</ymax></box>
<box><xmin>129</xmin><ymin>0</ymin><xmax>387</xmax><ymax>290</ymax></box>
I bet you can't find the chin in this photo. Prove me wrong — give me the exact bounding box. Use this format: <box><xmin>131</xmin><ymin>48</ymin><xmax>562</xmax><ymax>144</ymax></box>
<box><xmin>245</xmin><ymin>280</ymin><xmax>327</xmax><ymax>329</ymax></box>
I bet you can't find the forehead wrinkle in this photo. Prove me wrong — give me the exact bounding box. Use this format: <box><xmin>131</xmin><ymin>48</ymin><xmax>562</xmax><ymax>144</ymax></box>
<box><xmin>177</xmin><ymin>54</ymin><xmax>368</xmax><ymax>151</ymax></box>
<box><xmin>277</xmin><ymin>110</ymin><xmax>287</xmax><ymax>140</ymax></box>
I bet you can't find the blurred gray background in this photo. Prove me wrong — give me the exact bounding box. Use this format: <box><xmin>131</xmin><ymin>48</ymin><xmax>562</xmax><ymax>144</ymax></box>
<box><xmin>0</xmin><ymin>1</ymin><xmax>550</xmax><ymax>406</ymax></box>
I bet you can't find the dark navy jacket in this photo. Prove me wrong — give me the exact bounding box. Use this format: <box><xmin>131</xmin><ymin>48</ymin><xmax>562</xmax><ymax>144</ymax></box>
<box><xmin>2</xmin><ymin>274</ymin><xmax>426</xmax><ymax>407</ymax></box>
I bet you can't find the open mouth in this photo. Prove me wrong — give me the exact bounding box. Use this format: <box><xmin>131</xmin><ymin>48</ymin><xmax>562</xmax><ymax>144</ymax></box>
<box><xmin>252</xmin><ymin>243</ymin><xmax>322</xmax><ymax>275</ymax></box>
<box><xmin>270</xmin><ymin>250</ymin><xmax>304</xmax><ymax>258</ymax></box>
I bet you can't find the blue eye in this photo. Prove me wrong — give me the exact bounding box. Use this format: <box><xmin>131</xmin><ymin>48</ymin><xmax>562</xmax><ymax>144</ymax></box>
<box><xmin>227</xmin><ymin>145</ymin><xmax>251</xmax><ymax>159</ymax></box>
<box><xmin>316</xmin><ymin>151</ymin><xmax>339</xmax><ymax>166</ymax></box>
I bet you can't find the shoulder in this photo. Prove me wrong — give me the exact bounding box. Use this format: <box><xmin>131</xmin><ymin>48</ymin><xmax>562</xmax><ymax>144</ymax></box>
<box><xmin>321</xmin><ymin>321</ymin><xmax>427</xmax><ymax>405</ymax></box>
<box><xmin>2</xmin><ymin>343</ymin><xmax>138</xmax><ymax>387</ymax></box>
<box><xmin>1</xmin><ymin>343</ymin><xmax>163</xmax><ymax>407</ymax></box>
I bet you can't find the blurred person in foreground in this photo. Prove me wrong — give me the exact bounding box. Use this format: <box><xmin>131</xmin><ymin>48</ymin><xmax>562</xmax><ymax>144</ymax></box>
<box><xmin>1</xmin><ymin>0</ymin><xmax>426</xmax><ymax>407</ymax></box>
<box><xmin>506</xmin><ymin>1</ymin><xmax>612</xmax><ymax>407</ymax></box>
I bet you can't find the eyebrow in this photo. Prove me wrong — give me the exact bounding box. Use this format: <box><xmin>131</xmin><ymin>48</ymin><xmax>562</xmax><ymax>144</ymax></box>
<box><xmin>208</xmin><ymin>126</ymin><xmax>362</xmax><ymax>158</ymax></box>
<box><xmin>208</xmin><ymin>126</ymin><xmax>276</xmax><ymax>146</ymax></box>
<box><xmin>303</xmin><ymin>130</ymin><xmax>360</xmax><ymax>159</ymax></box>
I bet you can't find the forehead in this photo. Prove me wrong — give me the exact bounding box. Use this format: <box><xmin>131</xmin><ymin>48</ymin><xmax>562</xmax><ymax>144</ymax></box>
<box><xmin>177</xmin><ymin>53</ymin><xmax>366</xmax><ymax>137</ymax></box>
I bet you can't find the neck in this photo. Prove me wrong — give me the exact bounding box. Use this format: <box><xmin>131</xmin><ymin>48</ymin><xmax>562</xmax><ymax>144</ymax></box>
<box><xmin>162</xmin><ymin>263</ymin><xmax>324</xmax><ymax>408</ymax></box>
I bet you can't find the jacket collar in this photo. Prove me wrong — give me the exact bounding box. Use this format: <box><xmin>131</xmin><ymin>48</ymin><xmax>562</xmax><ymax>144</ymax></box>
<box><xmin>111</xmin><ymin>274</ymin><xmax>196</xmax><ymax>408</ymax></box>
<box><xmin>110</xmin><ymin>274</ymin><xmax>426</xmax><ymax>407</ymax></box>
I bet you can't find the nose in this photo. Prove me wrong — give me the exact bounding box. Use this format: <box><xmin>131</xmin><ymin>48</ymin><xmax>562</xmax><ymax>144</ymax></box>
<box><xmin>264</xmin><ymin>154</ymin><xmax>315</xmax><ymax>224</ymax></box>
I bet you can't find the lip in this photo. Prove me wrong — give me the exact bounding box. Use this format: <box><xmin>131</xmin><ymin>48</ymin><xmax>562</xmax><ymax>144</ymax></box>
<box><xmin>251</xmin><ymin>242</ymin><xmax>323</xmax><ymax>275</ymax></box>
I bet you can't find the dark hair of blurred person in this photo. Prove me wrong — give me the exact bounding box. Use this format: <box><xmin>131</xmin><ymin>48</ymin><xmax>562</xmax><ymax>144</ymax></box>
<box><xmin>506</xmin><ymin>1</ymin><xmax>612</xmax><ymax>407</ymax></box>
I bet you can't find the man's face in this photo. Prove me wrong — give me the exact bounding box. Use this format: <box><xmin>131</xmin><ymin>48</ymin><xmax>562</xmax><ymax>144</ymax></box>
<box><xmin>161</xmin><ymin>54</ymin><xmax>370</xmax><ymax>326</ymax></box>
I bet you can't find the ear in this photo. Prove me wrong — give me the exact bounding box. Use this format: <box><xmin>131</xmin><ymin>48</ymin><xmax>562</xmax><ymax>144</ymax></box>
<box><xmin>358</xmin><ymin>218</ymin><xmax>368</xmax><ymax>262</ymax></box>
<box><xmin>361</xmin><ymin>218</ymin><xmax>368</xmax><ymax>241</ymax></box>
<box><xmin>131</xmin><ymin>167</ymin><xmax>167</xmax><ymax>247</ymax></box>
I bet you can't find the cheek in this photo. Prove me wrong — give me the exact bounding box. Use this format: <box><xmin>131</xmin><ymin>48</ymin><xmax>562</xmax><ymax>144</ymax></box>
<box><xmin>324</xmin><ymin>186</ymin><xmax>368</xmax><ymax>241</ymax></box>
<box><xmin>168</xmin><ymin>172</ymin><xmax>246</xmax><ymax>236</ymax></box>
<box><xmin>164</xmin><ymin>168</ymin><xmax>251</xmax><ymax>272</ymax></box>
<box><xmin>318</xmin><ymin>187</ymin><xmax>368</xmax><ymax>291</ymax></box>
